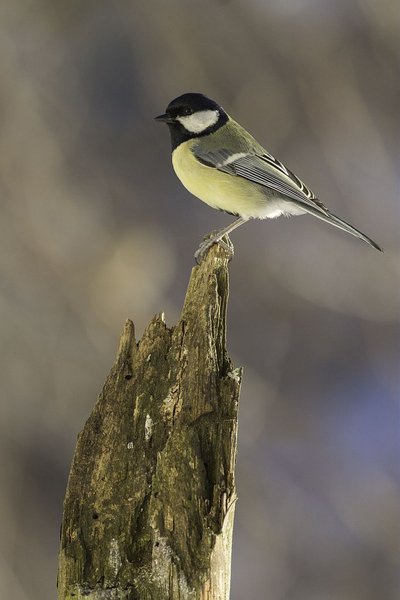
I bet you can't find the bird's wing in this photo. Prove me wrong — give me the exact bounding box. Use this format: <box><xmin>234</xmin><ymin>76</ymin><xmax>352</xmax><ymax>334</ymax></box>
<box><xmin>192</xmin><ymin>144</ymin><xmax>329</xmax><ymax>213</ymax></box>
<box><xmin>192</xmin><ymin>144</ymin><xmax>382</xmax><ymax>251</ymax></box>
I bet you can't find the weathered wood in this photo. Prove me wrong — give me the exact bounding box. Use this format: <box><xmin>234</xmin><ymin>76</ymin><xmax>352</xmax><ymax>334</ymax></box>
<box><xmin>58</xmin><ymin>238</ymin><xmax>242</xmax><ymax>600</ymax></box>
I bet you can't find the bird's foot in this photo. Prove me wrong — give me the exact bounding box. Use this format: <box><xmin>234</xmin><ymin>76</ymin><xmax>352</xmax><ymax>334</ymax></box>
<box><xmin>194</xmin><ymin>233</ymin><xmax>234</xmax><ymax>264</ymax></box>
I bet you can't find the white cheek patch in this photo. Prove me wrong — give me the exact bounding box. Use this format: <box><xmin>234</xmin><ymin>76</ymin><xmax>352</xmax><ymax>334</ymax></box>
<box><xmin>177</xmin><ymin>110</ymin><xmax>219</xmax><ymax>133</ymax></box>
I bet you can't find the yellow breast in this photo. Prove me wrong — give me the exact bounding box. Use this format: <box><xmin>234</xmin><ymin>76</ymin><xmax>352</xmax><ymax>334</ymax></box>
<box><xmin>172</xmin><ymin>141</ymin><xmax>268</xmax><ymax>218</ymax></box>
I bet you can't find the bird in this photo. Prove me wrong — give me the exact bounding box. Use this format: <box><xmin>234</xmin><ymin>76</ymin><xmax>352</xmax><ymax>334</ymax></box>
<box><xmin>155</xmin><ymin>93</ymin><xmax>382</xmax><ymax>261</ymax></box>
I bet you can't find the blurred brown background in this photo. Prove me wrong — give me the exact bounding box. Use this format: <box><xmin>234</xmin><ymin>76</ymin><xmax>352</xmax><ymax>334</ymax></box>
<box><xmin>1</xmin><ymin>1</ymin><xmax>399</xmax><ymax>598</ymax></box>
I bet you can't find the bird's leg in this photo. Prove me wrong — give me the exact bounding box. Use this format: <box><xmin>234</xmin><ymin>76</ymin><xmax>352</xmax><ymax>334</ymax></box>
<box><xmin>194</xmin><ymin>216</ymin><xmax>249</xmax><ymax>264</ymax></box>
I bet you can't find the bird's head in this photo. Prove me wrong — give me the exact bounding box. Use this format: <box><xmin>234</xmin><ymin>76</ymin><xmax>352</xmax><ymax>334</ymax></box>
<box><xmin>155</xmin><ymin>93</ymin><xmax>228</xmax><ymax>145</ymax></box>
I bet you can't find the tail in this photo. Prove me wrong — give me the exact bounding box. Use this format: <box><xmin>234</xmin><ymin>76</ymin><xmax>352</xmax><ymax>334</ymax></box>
<box><xmin>299</xmin><ymin>203</ymin><xmax>383</xmax><ymax>252</ymax></box>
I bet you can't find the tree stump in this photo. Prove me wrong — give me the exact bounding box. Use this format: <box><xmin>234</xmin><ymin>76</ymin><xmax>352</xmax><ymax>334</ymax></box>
<box><xmin>58</xmin><ymin>238</ymin><xmax>242</xmax><ymax>599</ymax></box>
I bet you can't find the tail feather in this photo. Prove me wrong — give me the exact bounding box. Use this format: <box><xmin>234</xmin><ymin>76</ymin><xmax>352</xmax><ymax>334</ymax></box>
<box><xmin>297</xmin><ymin>202</ymin><xmax>383</xmax><ymax>252</ymax></box>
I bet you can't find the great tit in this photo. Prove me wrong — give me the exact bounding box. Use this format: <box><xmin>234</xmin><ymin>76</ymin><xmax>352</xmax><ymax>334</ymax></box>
<box><xmin>155</xmin><ymin>93</ymin><xmax>382</xmax><ymax>261</ymax></box>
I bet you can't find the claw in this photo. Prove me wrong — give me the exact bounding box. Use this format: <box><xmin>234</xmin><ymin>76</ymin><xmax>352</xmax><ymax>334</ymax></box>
<box><xmin>193</xmin><ymin>216</ymin><xmax>246</xmax><ymax>264</ymax></box>
<box><xmin>194</xmin><ymin>238</ymin><xmax>213</xmax><ymax>264</ymax></box>
<box><xmin>194</xmin><ymin>235</ymin><xmax>234</xmax><ymax>264</ymax></box>
<box><xmin>218</xmin><ymin>238</ymin><xmax>234</xmax><ymax>258</ymax></box>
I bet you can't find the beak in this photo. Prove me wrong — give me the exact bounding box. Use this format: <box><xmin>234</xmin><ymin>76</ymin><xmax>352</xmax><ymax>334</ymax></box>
<box><xmin>154</xmin><ymin>113</ymin><xmax>175</xmax><ymax>124</ymax></box>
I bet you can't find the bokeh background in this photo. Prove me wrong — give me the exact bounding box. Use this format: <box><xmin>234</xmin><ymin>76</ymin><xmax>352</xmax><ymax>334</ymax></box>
<box><xmin>1</xmin><ymin>1</ymin><xmax>399</xmax><ymax>598</ymax></box>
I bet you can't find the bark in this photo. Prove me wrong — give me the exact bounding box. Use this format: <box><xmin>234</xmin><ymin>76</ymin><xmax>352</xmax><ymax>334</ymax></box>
<box><xmin>58</xmin><ymin>238</ymin><xmax>242</xmax><ymax>600</ymax></box>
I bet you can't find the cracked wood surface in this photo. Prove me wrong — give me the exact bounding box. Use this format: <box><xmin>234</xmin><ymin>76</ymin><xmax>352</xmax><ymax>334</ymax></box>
<box><xmin>57</xmin><ymin>238</ymin><xmax>242</xmax><ymax>600</ymax></box>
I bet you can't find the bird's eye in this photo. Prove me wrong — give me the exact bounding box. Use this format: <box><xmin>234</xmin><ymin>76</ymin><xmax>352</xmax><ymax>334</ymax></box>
<box><xmin>182</xmin><ymin>107</ymin><xmax>192</xmax><ymax>116</ymax></box>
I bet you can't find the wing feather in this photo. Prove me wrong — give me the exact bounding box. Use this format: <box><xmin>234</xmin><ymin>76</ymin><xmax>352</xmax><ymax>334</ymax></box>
<box><xmin>192</xmin><ymin>143</ymin><xmax>328</xmax><ymax>214</ymax></box>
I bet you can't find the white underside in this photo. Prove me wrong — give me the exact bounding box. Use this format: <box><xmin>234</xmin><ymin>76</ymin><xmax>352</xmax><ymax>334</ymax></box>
<box><xmin>249</xmin><ymin>201</ymin><xmax>306</xmax><ymax>219</ymax></box>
